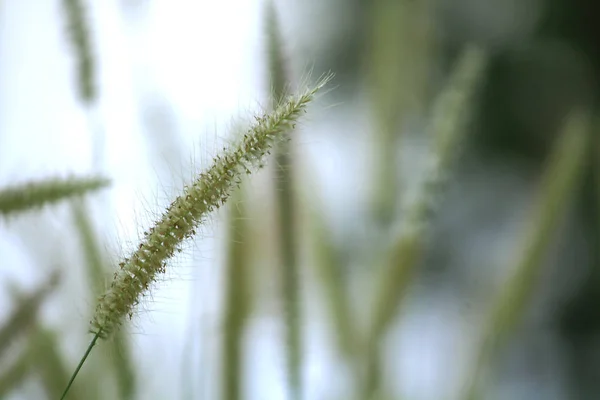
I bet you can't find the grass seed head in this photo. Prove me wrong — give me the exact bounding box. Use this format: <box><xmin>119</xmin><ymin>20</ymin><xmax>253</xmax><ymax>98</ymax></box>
<box><xmin>89</xmin><ymin>74</ymin><xmax>333</xmax><ymax>338</ymax></box>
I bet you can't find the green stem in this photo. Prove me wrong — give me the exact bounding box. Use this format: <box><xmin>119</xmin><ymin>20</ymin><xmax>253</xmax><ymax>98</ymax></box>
<box><xmin>265</xmin><ymin>3</ymin><xmax>302</xmax><ymax>398</ymax></box>
<box><xmin>60</xmin><ymin>330</ymin><xmax>101</xmax><ymax>400</ymax></box>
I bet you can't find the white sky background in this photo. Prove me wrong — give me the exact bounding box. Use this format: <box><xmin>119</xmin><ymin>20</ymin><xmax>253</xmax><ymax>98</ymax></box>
<box><xmin>0</xmin><ymin>1</ymin><xmax>472</xmax><ymax>399</ymax></box>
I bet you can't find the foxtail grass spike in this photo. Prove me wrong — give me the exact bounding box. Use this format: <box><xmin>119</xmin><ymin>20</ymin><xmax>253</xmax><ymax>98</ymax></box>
<box><xmin>60</xmin><ymin>75</ymin><xmax>332</xmax><ymax>400</ymax></box>
<box><xmin>90</xmin><ymin>75</ymin><xmax>331</xmax><ymax>339</ymax></box>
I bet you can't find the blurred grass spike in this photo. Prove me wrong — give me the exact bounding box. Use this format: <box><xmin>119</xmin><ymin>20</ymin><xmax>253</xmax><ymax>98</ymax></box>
<box><xmin>463</xmin><ymin>109</ymin><xmax>592</xmax><ymax>400</ymax></box>
<box><xmin>369</xmin><ymin>44</ymin><xmax>487</xmax><ymax>347</ymax></box>
<box><xmin>0</xmin><ymin>175</ymin><xmax>110</xmax><ymax>218</ymax></box>
<box><xmin>0</xmin><ymin>269</ymin><xmax>61</xmax><ymax>360</ymax></box>
<box><xmin>60</xmin><ymin>74</ymin><xmax>332</xmax><ymax>400</ymax></box>
<box><xmin>363</xmin><ymin>45</ymin><xmax>487</xmax><ymax>397</ymax></box>
<box><xmin>62</xmin><ymin>0</ymin><xmax>96</xmax><ymax>104</ymax></box>
<box><xmin>367</xmin><ymin>0</ymin><xmax>434</xmax><ymax>225</ymax></box>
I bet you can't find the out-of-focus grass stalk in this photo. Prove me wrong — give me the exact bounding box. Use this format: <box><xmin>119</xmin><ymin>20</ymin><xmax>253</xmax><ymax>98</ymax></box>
<box><xmin>61</xmin><ymin>0</ymin><xmax>105</xmax><ymax>172</ymax></box>
<box><xmin>0</xmin><ymin>348</ymin><xmax>31</xmax><ymax>398</ymax></box>
<box><xmin>363</xmin><ymin>46</ymin><xmax>487</xmax><ymax>398</ymax></box>
<box><xmin>462</xmin><ymin>110</ymin><xmax>591</xmax><ymax>400</ymax></box>
<box><xmin>0</xmin><ymin>270</ymin><xmax>61</xmax><ymax>360</ymax></box>
<box><xmin>32</xmin><ymin>326</ymin><xmax>88</xmax><ymax>400</ymax></box>
<box><xmin>71</xmin><ymin>200</ymin><xmax>105</xmax><ymax>293</ymax></box>
<box><xmin>107</xmin><ymin>333</ymin><xmax>135</xmax><ymax>399</ymax></box>
<box><xmin>72</xmin><ymin>199</ymin><xmax>136</xmax><ymax>400</ymax></box>
<box><xmin>366</xmin><ymin>0</ymin><xmax>434</xmax><ymax>225</ymax></box>
<box><xmin>595</xmin><ymin>118</ymin><xmax>600</xmax><ymax>253</ymax></box>
<box><xmin>221</xmin><ymin>187</ymin><xmax>252</xmax><ymax>400</ymax></box>
<box><xmin>308</xmin><ymin>205</ymin><xmax>357</xmax><ymax>359</ymax></box>
<box><xmin>265</xmin><ymin>1</ymin><xmax>290</xmax><ymax>103</ymax></box>
<box><xmin>62</xmin><ymin>0</ymin><xmax>95</xmax><ymax>104</ymax></box>
<box><xmin>265</xmin><ymin>3</ymin><xmax>303</xmax><ymax>399</ymax></box>
<box><xmin>0</xmin><ymin>323</ymin><xmax>95</xmax><ymax>400</ymax></box>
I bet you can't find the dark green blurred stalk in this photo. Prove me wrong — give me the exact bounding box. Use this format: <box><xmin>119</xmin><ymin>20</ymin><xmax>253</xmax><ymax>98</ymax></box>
<box><xmin>221</xmin><ymin>188</ymin><xmax>252</xmax><ymax>400</ymax></box>
<box><xmin>309</xmin><ymin>206</ymin><xmax>356</xmax><ymax>360</ymax></box>
<box><xmin>596</xmin><ymin>118</ymin><xmax>600</xmax><ymax>252</ymax></box>
<box><xmin>72</xmin><ymin>199</ymin><xmax>136</xmax><ymax>400</ymax></box>
<box><xmin>462</xmin><ymin>110</ymin><xmax>591</xmax><ymax>400</ymax></box>
<box><xmin>265</xmin><ymin>3</ymin><xmax>302</xmax><ymax>399</ymax></box>
<box><xmin>0</xmin><ymin>347</ymin><xmax>32</xmax><ymax>397</ymax></box>
<box><xmin>366</xmin><ymin>0</ymin><xmax>434</xmax><ymax>225</ymax></box>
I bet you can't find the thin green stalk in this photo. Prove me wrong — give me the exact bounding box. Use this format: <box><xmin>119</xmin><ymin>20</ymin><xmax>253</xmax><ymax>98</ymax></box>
<box><xmin>265</xmin><ymin>3</ymin><xmax>302</xmax><ymax>399</ymax></box>
<box><xmin>462</xmin><ymin>110</ymin><xmax>591</xmax><ymax>400</ymax></box>
<box><xmin>29</xmin><ymin>325</ymin><xmax>93</xmax><ymax>400</ymax></box>
<box><xmin>60</xmin><ymin>331</ymin><xmax>100</xmax><ymax>400</ymax></box>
